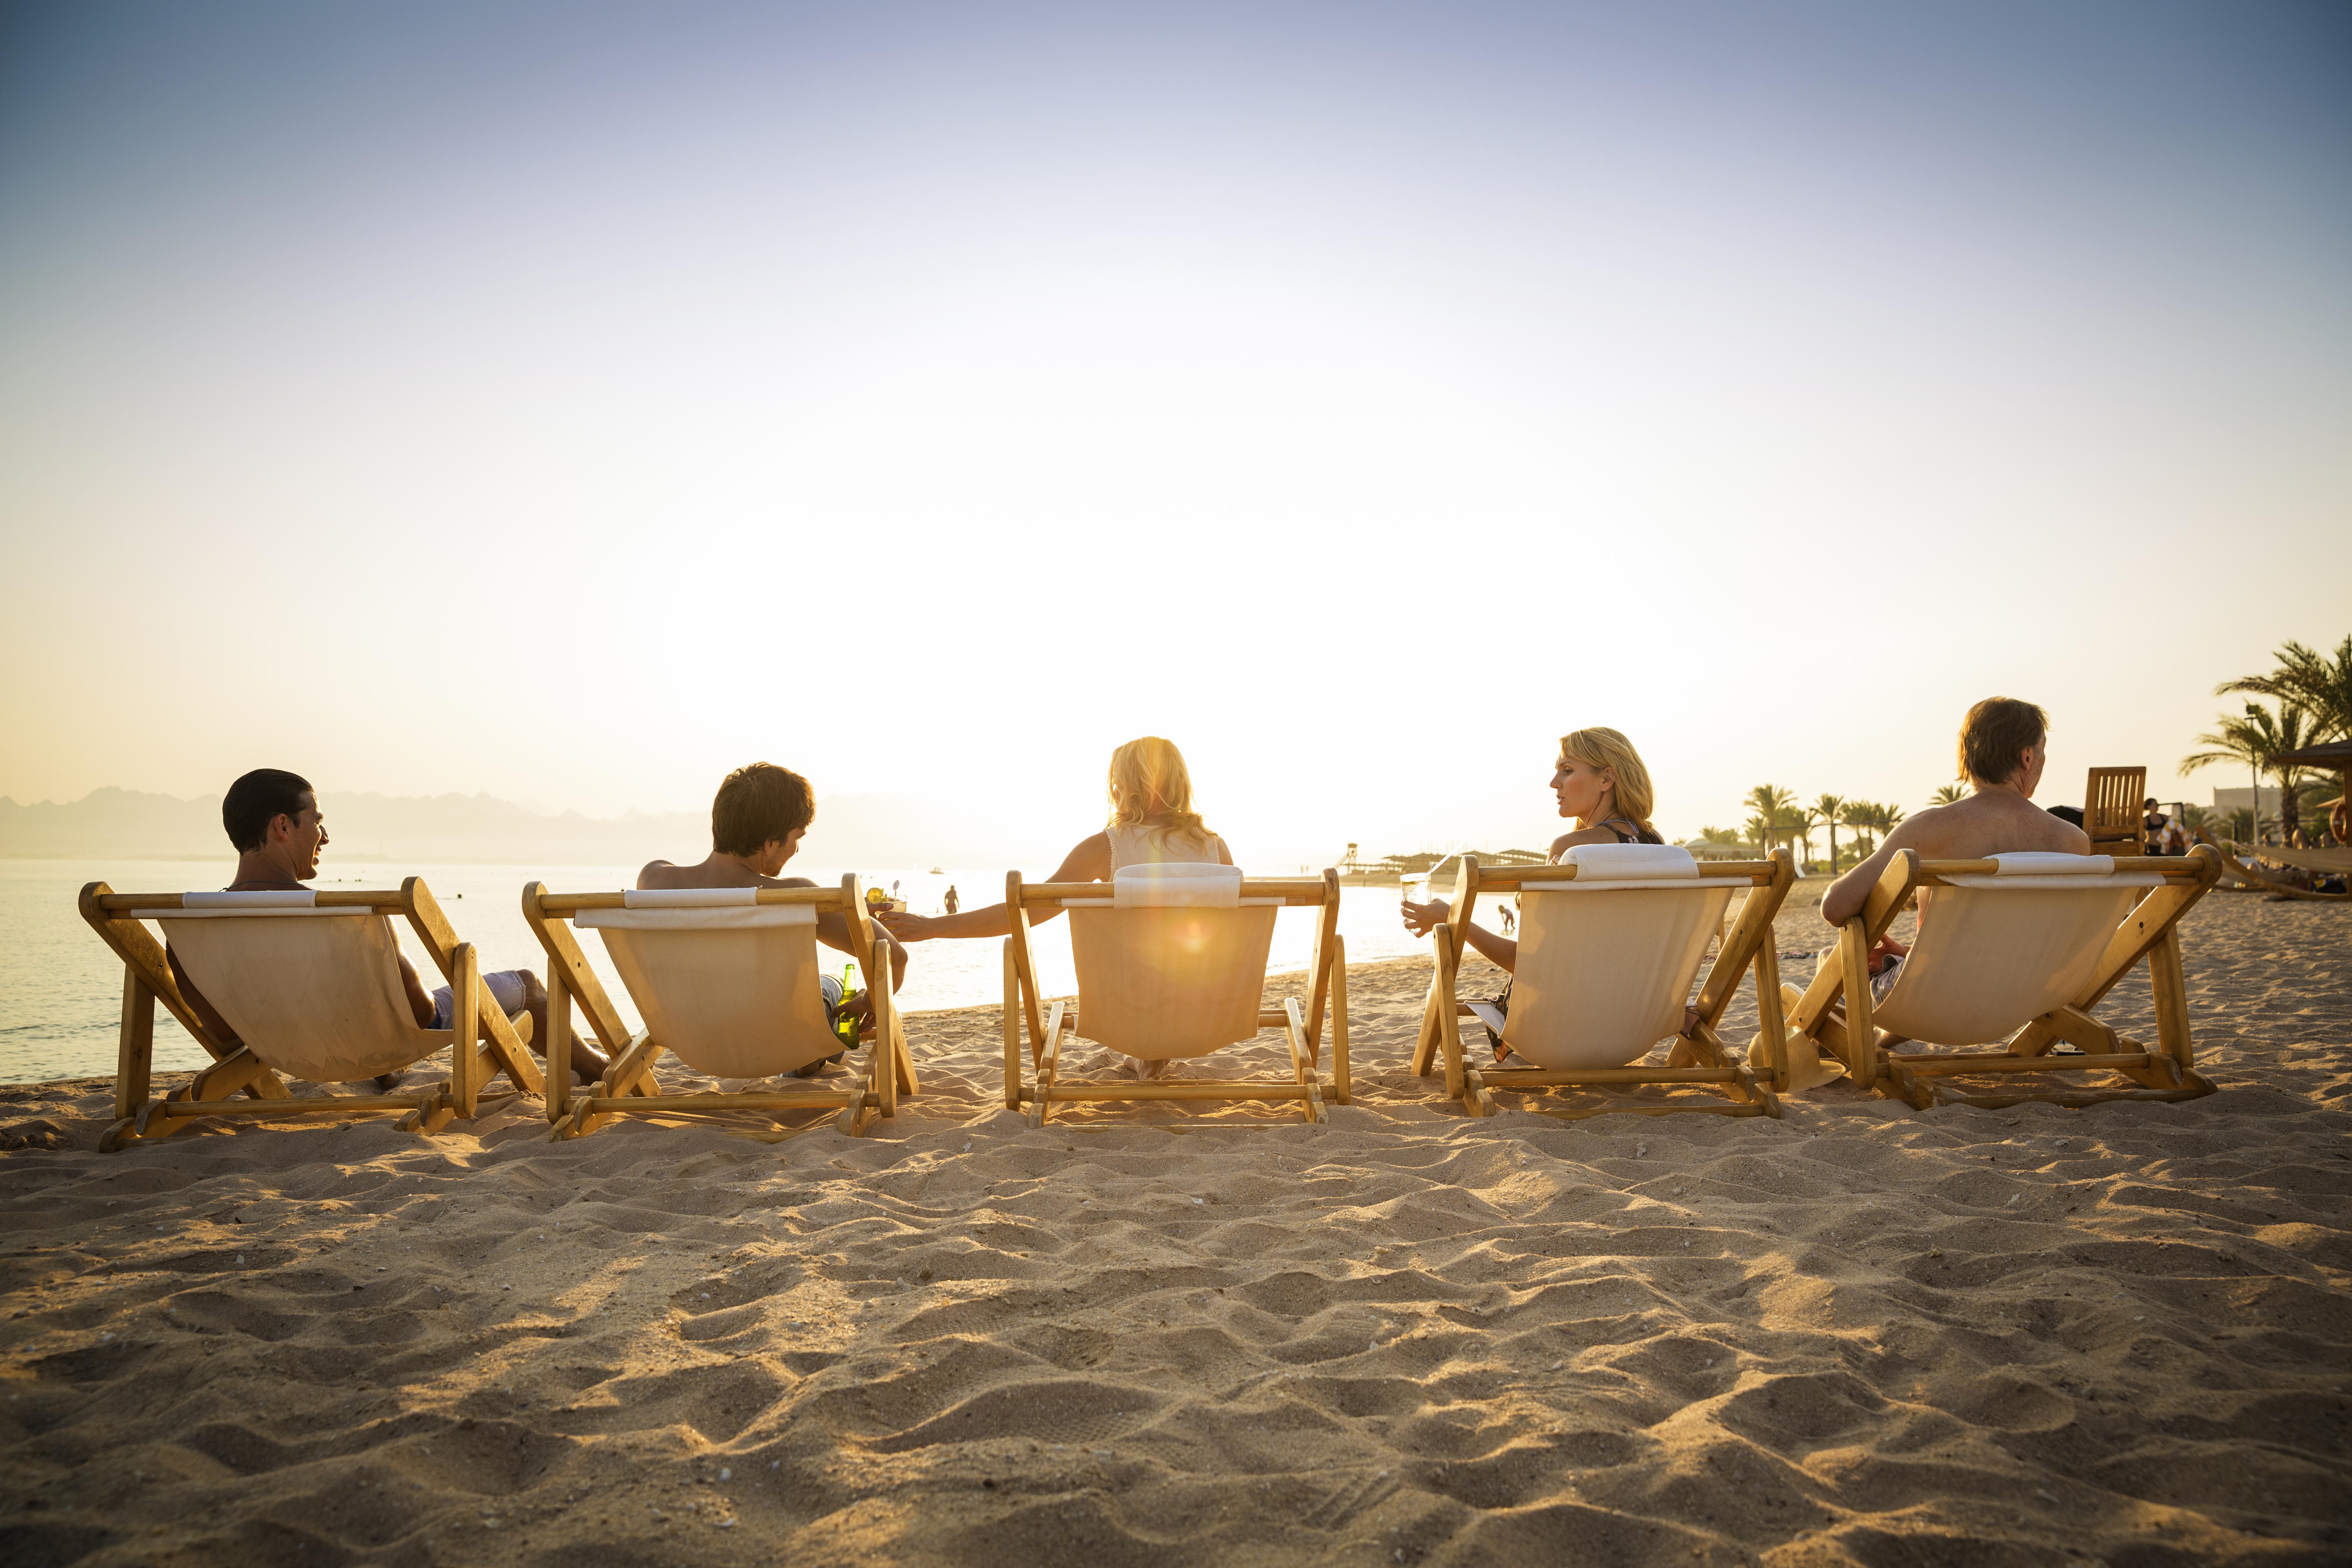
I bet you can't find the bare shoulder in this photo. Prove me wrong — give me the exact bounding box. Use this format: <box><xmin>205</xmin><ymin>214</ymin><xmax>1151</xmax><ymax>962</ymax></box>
<box><xmin>635</xmin><ymin>860</ymin><xmax>679</xmax><ymax>889</ymax></box>
<box><xmin>1050</xmin><ymin>832</ymin><xmax>1114</xmax><ymax>883</ymax></box>
<box><xmin>1549</xmin><ymin>825</ymin><xmax>1618</xmax><ymax>858</ymax></box>
<box><xmin>759</xmin><ymin>874</ymin><xmax>818</xmax><ymax>890</ymax></box>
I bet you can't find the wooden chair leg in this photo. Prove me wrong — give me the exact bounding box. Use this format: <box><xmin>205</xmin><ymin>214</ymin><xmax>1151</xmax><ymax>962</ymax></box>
<box><xmin>1329</xmin><ymin>935</ymin><xmax>1350</xmax><ymax>1105</ymax></box>
<box><xmin>450</xmin><ymin>944</ymin><xmax>479</xmax><ymax>1119</ymax></box>
<box><xmin>1840</xmin><ymin>919</ymin><xmax>1877</xmax><ymax>1084</ymax></box>
<box><xmin>1002</xmin><ymin>940</ymin><xmax>1023</xmax><ymax>1112</ymax></box>
<box><xmin>1028</xmin><ymin>1002</ymin><xmax>1067</xmax><ymax>1129</ymax></box>
<box><xmin>1754</xmin><ymin>942</ymin><xmax>1788</xmax><ymax>1092</ymax></box>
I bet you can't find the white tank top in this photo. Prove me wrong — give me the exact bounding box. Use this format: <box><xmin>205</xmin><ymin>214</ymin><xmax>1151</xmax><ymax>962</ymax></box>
<box><xmin>1107</xmin><ymin>822</ymin><xmax>1229</xmax><ymax>870</ymax></box>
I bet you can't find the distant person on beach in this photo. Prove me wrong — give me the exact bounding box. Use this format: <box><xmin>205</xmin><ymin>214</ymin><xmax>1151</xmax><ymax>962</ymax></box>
<box><xmin>875</xmin><ymin>736</ymin><xmax>1232</xmax><ymax>1080</ymax></box>
<box><xmin>943</xmin><ymin>885</ymin><xmax>959</xmax><ymax>915</ymax></box>
<box><xmin>2143</xmin><ymin>797</ymin><xmax>2169</xmax><ymax>852</ymax></box>
<box><xmin>639</xmin><ymin>762</ymin><xmax>907</xmax><ymax>1076</ymax></box>
<box><xmin>169</xmin><ymin>769</ymin><xmax>606</xmax><ymax>1088</ymax></box>
<box><xmin>1498</xmin><ymin>902</ymin><xmax>1515</xmax><ymax>936</ymax></box>
<box><xmin>1816</xmin><ymin>697</ymin><xmax>2089</xmax><ymax>1007</ymax></box>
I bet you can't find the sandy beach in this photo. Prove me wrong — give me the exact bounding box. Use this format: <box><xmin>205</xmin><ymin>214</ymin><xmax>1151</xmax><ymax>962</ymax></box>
<box><xmin>2</xmin><ymin>885</ymin><xmax>2347</xmax><ymax>1566</ymax></box>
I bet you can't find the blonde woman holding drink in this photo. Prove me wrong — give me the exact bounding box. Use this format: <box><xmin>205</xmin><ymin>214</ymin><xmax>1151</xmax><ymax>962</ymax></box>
<box><xmin>875</xmin><ymin>736</ymin><xmax>1234</xmax><ymax>1078</ymax></box>
<box><xmin>1401</xmin><ymin>727</ymin><xmax>1675</xmax><ymax>1058</ymax></box>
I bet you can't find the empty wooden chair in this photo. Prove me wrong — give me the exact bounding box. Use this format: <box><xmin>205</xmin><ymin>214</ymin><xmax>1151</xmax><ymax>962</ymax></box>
<box><xmin>1004</xmin><ymin>864</ymin><xmax>1347</xmax><ymax>1126</ymax></box>
<box><xmin>2083</xmin><ymin>766</ymin><xmax>2148</xmax><ymax>857</ymax></box>
<box><xmin>1772</xmin><ymin>846</ymin><xmax>2221</xmax><ymax>1109</ymax></box>
<box><xmin>1413</xmin><ymin>846</ymin><xmax>1794</xmax><ymax>1118</ymax></box>
<box><xmin>79</xmin><ymin>879</ymin><xmax>543</xmax><ymax>1151</ymax></box>
<box><xmin>522</xmin><ymin>877</ymin><xmax>913</xmax><ymax>1138</ymax></box>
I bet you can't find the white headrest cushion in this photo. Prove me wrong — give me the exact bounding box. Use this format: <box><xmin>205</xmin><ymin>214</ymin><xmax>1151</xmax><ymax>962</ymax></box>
<box><xmin>622</xmin><ymin>887</ymin><xmax>760</xmax><ymax>907</ymax></box>
<box><xmin>141</xmin><ymin>889</ymin><xmax>365</xmax><ymax>918</ymax></box>
<box><xmin>1111</xmin><ymin>862</ymin><xmax>1243</xmax><ymax>908</ymax></box>
<box><xmin>1990</xmin><ymin>853</ymin><xmax>2114</xmax><ymax>876</ymax></box>
<box><xmin>1559</xmin><ymin>844</ymin><xmax>1698</xmax><ymax>880</ymax></box>
<box><xmin>581</xmin><ymin>904</ymin><xmax>816</xmax><ymax>931</ymax></box>
<box><xmin>185</xmin><ymin>890</ymin><xmax>317</xmax><ymax>907</ymax></box>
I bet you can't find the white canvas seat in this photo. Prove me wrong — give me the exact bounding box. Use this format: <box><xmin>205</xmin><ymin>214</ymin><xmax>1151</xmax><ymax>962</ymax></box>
<box><xmin>524</xmin><ymin>878</ymin><xmax>913</xmax><ymax>1138</ymax></box>
<box><xmin>1775</xmin><ymin>846</ymin><xmax>2222</xmax><ymax>1109</ymax></box>
<box><xmin>1006</xmin><ymin>866</ymin><xmax>1348</xmax><ymax>1126</ymax></box>
<box><xmin>79</xmin><ymin>880</ymin><xmax>543</xmax><ymax>1151</ymax></box>
<box><xmin>1868</xmin><ymin>855</ymin><xmax>2158</xmax><ymax>1047</ymax></box>
<box><xmin>1414</xmin><ymin>847</ymin><xmax>1794</xmax><ymax>1119</ymax></box>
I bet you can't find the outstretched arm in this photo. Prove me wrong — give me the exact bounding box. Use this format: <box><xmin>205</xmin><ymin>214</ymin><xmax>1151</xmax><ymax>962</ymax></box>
<box><xmin>877</xmin><ymin>835</ymin><xmax>1113</xmax><ymax>942</ymax></box>
<box><xmin>1400</xmin><ymin>898</ymin><xmax>1518</xmax><ymax>973</ymax></box>
<box><xmin>1822</xmin><ymin>812</ymin><xmax>1938</xmax><ymax>928</ymax></box>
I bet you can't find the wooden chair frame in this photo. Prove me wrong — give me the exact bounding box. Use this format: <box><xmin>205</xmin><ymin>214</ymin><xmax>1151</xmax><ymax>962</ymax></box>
<box><xmin>1003</xmin><ymin>868</ymin><xmax>1349</xmax><ymax>1127</ymax></box>
<box><xmin>2085</xmin><ymin>766</ymin><xmax>2149</xmax><ymax>858</ymax></box>
<box><xmin>79</xmin><ymin>878</ymin><xmax>543</xmax><ymax>1151</ymax></box>
<box><xmin>1412</xmin><ymin>851</ymin><xmax>1795</xmax><ymax>1119</ymax></box>
<box><xmin>1781</xmin><ymin>845</ymin><xmax>2221</xmax><ymax>1110</ymax></box>
<box><xmin>522</xmin><ymin>875</ymin><xmax>915</xmax><ymax>1139</ymax></box>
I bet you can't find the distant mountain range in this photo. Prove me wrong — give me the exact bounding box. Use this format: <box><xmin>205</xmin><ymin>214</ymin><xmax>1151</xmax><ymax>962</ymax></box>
<box><xmin>0</xmin><ymin>787</ymin><xmax>1026</xmax><ymax>867</ymax></box>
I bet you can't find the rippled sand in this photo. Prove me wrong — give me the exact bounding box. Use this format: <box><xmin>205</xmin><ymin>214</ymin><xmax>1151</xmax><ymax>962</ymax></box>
<box><xmin>2</xmin><ymin>889</ymin><xmax>2346</xmax><ymax>1565</ymax></box>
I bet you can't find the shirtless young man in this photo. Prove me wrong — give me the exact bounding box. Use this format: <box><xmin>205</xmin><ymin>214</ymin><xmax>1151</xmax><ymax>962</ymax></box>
<box><xmin>172</xmin><ymin>769</ymin><xmax>608</xmax><ymax>1087</ymax></box>
<box><xmin>637</xmin><ymin>762</ymin><xmax>908</xmax><ymax>1074</ymax></box>
<box><xmin>1817</xmin><ymin>696</ymin><xmax>2089</xmax><ymax>1000</ymax></box>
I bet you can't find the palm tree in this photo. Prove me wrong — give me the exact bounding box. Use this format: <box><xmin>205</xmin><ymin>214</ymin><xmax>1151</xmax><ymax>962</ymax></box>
<box><xmin>1744</xmin><ymin>784</ymin><xmax>1797</xmax><ymax>857</ymax></box>
<box><xmin>2181</xmin><ymin>701</ymin><xmax>2318</xmax><ymax>842</ymax></box>
<box><xmin>1811</xmin><ymin>795</ymin><xmax>1847</xmax><ymax>870</ymax></box>
<box><xmin>1840</xmin><ymin>798</ymin><xmax>1878</xmax><ymax>857</ymax></box>
<box><xmin>1929</xmin><ymin>783</ymin><xmax>1966</xmax><ymax>807</ymax></box>
<box><xmin>2220</xmin><ymin>635</ymin><xmax>2352</xmax><ymax>742</ymax></box>
<box><xmin>1787</xmin><ymin>808</ymin><xmax>1825</xmax><ymax>870</ymax></box>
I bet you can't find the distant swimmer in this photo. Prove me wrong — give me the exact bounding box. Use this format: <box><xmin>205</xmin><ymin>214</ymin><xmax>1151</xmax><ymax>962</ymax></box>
<box><xmin>943</xmin><ymin>884</ymin><xmax>959</xmax><ymax>915</ymax></box>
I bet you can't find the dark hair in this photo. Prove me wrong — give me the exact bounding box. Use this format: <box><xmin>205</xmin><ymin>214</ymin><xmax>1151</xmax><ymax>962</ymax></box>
<box><xmin>223</xmin><ymin>769</ymin><xmax>315</xmax><ymax>851</ymax></box>
<box><xmin>711</xmin><ymin>763</ymin><xmax>814</xmax><ymax>857</ymax></box>
<box><xmin>1956</xmin><ymin>697</ymin><xmax>2048</xmax><ymax>786</ymax></box>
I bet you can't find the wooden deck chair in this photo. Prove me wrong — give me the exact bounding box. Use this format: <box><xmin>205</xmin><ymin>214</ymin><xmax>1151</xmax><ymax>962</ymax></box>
<box><xmin>79</xmin><ymin>880</ymin><xmax>543</xmax><ymax>1152</ymax></box>
<box><xmin>2084</xmin><ymin>767</ymin><xmax>2148</xmax><ymax>857</ymax></box>
<box><xmin>1411</xmin><ymin>847</ymin><xmax>1795</xmax><ymax>1119</ymax></box>
<box><xmin>521</xmin><ymin>877</ymin><xmax>914</xmax><ymax>1139</ymax></box>
<box><xmin>1004</xmin><ymin>865</ymin><xmax>1348</xmax><ymax>1127</ymax></box>
<box><xmin>1773</xmin><ymin>846</ymin><xmax>2221</xmax><ymax>1110</ymax></box>
<box><xmin>2205</xmin><ymin>836</ymin><xmax>2352</xmax><ymax>902</ymax></box>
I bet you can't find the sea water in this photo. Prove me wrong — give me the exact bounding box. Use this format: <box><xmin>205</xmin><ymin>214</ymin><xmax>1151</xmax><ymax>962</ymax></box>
<box><xmin>0</xmin><ymin>860</ymin><xmax>1430</xmax><ymax>1085</ymax></box>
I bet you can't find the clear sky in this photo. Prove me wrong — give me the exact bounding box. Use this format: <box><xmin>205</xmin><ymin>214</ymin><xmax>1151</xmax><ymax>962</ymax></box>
<box><xmin>2</xmin><ymin>1</ymin><xmax>2345</xmax><ymax>863</ymax></box>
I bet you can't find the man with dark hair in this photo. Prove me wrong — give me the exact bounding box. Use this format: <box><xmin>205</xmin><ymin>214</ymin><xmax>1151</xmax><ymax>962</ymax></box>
<box><xmin>639</xmin><ymin>762</ymin><xmax>907</xmax><ymax>1076</ymax></box>
<box><xmin>169</xmin><ymin>770</ymin><xmax>609</xmax><ymax>1087</ymax></box>
<box><xmin>1816</xmin><ymin>697</ymin><xmax>2090</xmax><ymax>1004</ymax></box>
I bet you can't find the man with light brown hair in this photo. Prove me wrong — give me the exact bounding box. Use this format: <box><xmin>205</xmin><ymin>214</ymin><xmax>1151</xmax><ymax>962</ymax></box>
<box><xmin>1818</xmin><ymin>697</ymin><xmax>2089</xmax><ymax>1001</ymax></box>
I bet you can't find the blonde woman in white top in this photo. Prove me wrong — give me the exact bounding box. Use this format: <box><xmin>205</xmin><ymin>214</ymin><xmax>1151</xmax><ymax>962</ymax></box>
<box><xmin>877</xmin><ymin>735</ymin><xmax>1234</xmax><ymax>948</ymax></box>
<box><xmin>876</xmin><ymin>737</ymin><xmax>1232</xmax><ymax>1080</ymax></box>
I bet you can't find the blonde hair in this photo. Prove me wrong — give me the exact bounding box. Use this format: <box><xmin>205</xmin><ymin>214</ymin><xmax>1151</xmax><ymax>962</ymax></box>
<box><xmin>1106</xmin><ymin>736</ymin><xmax>1212</xmax><ymax>844</ymax></box>
<box><xmin>1558</xmin><ymin>726</ymin><xmax>1657</xmax><ymax>830</ymax></box>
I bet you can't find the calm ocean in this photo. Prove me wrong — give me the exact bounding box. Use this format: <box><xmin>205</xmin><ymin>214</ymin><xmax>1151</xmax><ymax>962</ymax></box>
<box><xmin>0</xmin><ymin>860</ymin><xmax>1428</xmax><ymax>1085</ymax></box>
